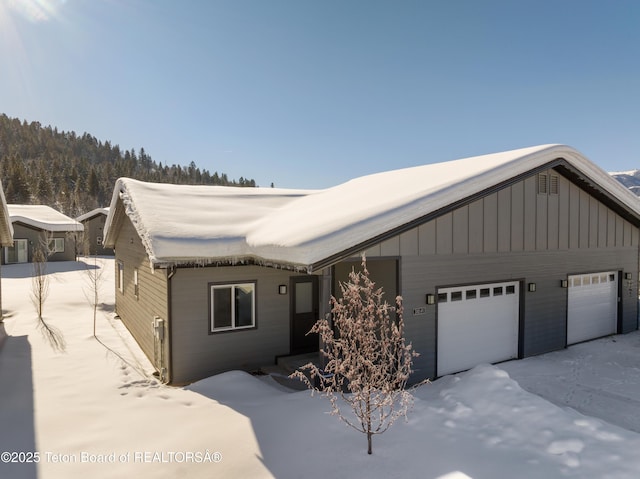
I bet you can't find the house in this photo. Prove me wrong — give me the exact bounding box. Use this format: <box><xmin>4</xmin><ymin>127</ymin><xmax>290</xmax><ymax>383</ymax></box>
<box><xmin>103</xmin><ymin>144</ymin><xmax>640</xmax><ymax>385</ymax></box>
<box><xmin>3</xmin><ymin>205</ymin><xmax>83</xmax><ymax>264</ymax></box>
<box><xmin>76</xmin><ymin>208</ymin><xmax>113</xmax><ymax>256</ymax></box>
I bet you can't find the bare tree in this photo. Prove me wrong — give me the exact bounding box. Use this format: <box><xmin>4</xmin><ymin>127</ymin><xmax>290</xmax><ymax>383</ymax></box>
<box><xmin>31</xmin><ymin>246</ymin><xmax>65</xmax><ymax>351</ymax></box>
<box><xmin>291</xmin><ymin>256</ymin><xmax>419</xmax><ymax>455</ymax></box>
<box><xmin>83</xmin><ymin>254</ymin><xmax>106</xmax><ymax>338</ymax></box>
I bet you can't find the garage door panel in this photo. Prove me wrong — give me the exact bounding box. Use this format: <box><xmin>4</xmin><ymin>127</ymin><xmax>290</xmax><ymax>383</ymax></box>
<box><xmin>567</xmin><ymin>271</ymin><xmax>617</xmax><ymax>345</ymax></box>
<box><xmin>437</xmin><ymin>281</ymin><xmax>519</xmax><ymax>377</ymax></box>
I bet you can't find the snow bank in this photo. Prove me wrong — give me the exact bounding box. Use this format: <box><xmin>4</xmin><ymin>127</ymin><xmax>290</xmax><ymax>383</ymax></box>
<box><xmin>4</xmin><ymin>259</ymin><xmax>640</xmax><ymax>478</ymax></box>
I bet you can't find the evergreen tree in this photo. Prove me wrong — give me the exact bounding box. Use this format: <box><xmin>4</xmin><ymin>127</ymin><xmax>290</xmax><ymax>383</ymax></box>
<box><xmin>0</xmin><ymin>113</ymin><xmax>257</xmax><ymax>214</ymax></box>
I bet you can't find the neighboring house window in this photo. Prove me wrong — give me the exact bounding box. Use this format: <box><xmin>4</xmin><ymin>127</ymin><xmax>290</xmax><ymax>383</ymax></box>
<box><xmin>48</xmin><ymin>238</ymin><xmax>65</xmax><ymax>253</ymax></box>
<box><xmin>117</xmin><ymin>261</ymin><xmax>124</xmax><ymax>293</ymax></box>
<box><xmin>134</xmin><ymin>268</ymin><xmax>139</xmax><ymax>300</ymax></box>
<box><xmin>209</xmin><ymin>282</ymin><xmax>256</xmax><ymax>332</ymax></box>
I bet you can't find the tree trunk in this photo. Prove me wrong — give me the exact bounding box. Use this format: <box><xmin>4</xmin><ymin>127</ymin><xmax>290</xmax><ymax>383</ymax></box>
<box><xmin>367</xmin><ymin>396</ymin><xmax>372</xmax><ymax>454</ymax></box>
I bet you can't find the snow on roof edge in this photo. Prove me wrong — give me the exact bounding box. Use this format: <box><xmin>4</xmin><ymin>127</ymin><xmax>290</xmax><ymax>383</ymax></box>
<box><xmin>104</xmin><ymin>145</ymin><xmax>640</xmax><ymax>271</ymax></box>
<box><xmin>77</xmin><ymin>207</ymin><xmax>109</xmax><ymax>222</ymax></box>
<box><xmin>9</xmin><ymin>205</ymin><xmax>84</xmax><ymax>232</ymax></box>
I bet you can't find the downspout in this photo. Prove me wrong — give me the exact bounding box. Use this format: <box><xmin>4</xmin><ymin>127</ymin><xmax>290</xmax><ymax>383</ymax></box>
<box><xmin>166</xmin><ymin>265</ymin><xmax>176</xmax><ymax>384</ymax></box>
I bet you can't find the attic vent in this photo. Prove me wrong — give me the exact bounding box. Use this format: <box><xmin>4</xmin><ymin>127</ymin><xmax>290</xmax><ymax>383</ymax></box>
<box><xmin>550</xmin><ymin>175</ymin><xmax>559</xmax><ymax>194</ymax></box>
<box><xmin>537</xmin><ymin>173</ymin><xmax>548</xmax><ymax>194</ymax></box>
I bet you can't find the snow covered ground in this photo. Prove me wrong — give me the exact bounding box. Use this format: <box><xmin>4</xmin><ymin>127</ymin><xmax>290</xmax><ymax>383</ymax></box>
<box><xmin>2</xmin><ymin>258</ymin><xmax>640</xmax><ymax>478</ymax></box>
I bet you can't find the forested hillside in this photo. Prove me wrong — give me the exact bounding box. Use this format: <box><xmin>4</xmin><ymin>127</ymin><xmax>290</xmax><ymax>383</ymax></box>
<box><xmin>0</xmin><ymin>114</ymin><xmax>256</xmax><ymax>216</ymax></box>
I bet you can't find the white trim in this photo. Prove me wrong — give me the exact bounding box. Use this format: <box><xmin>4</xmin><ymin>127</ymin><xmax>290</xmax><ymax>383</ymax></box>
<box><xmin>209</xmin><ymin>283</ymin><xmax>256</xmax><ymax>332</ymax></box>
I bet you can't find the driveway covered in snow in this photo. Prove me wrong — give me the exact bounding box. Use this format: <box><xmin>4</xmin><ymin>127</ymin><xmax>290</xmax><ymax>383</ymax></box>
<box><xmin>501</xmin><ymin>332</ymin><xmax>640</xmax><ymax>434</ymax></box>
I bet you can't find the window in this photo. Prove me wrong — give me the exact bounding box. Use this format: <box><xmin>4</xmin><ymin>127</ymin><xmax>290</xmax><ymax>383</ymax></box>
<box><xmin>48</xmin><ymin>238</ymin><xmax>65</xmax><ymax>253</ymax></box>
<box><xmin>210</xmin><ymin>282</ymin><xmax>256</xmax><ymax>332</ymax></box>
<box><xmin>117</xmin><ymin>261</ymin><xmax>124</xmax><ymax>293</ymax></box>
<box><xmin>466</xmin><ymin>289</ymin><xmax>477</xmax><ymax>300</ymax></box>
<box><xmin>437</xmin><ymin>293</ymin><xmax>448</xmax><ymax>303</ymax></box>
<box><xmin>480</xmin><ymin>288</ymin><xmax>490</xmax><ymax>298</ymax></box>
<box><xmin>493</xmin><ymin>286</ymin><xmax>503</xmax><ymax>296</ymax></box>
<box><xmin>505</xmin><ymin>285</ymin><xmax>516</xmax><ymax>295</ymax></box>
<box><xmin>134</xmin><ymin>268</ymin><xmax>139</xmax><ymax>299</ymax></box>
<box><xmin>451</xmin><ymin>291</ymin><xmax>462</xmax><ymax>302</ymax></box>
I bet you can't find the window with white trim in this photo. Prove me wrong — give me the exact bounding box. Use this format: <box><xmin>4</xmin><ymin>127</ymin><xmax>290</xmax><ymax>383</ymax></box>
<box><xmin>210</xmin><ymin>282</ymin><xmax>256</xmax><ymax>332</ymax></box>
<box><xmin>117</xmin><ymin>261</ymin><xmax>124</xmax><ymax>293</ymax></box>
<box><xmin>48</xmin><ymin>238</ymin><xmax>65</xmax><ymax>253</ymax></box>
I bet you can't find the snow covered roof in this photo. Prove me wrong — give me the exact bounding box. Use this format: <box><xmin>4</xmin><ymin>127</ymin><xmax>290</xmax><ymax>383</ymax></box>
<box><xmin>76</xmin><ymin>207</ymin><xmax>110</xmax><ymax>222</ymax></box>
<box><xmin>104</xmin><ymin>144</ymin><xmax>640</xmax><ymax>271</ymax></box>
<box><xmin>9</xmin><ymin>205</ymin><xmax>84</xmax><ymax>232</ymax></box>
<box><xmin>103</xmin><ymin>181</ymin><xmax>316</xmax><ymax>268</ymax></box>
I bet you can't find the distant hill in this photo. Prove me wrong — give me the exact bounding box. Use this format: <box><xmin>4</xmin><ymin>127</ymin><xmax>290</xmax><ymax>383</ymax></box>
<box><xmin>609</xmin><ymin>170</ymin><xmax>640</xmax><ymax>196</ymax></box>
<box><xmin>0</xmin><ymin>114</ymin><xmax>256</xmax><ymax>216</ymax></box>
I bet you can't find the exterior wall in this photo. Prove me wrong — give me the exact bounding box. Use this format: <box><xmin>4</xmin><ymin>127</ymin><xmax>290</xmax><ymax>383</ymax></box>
<box><xmin>170</xmin><ymin>266</ymin><xmax>311</xmax><ymax>384</ymax></box>
<box><xmin>113</xmin><ymin>215</ymin><xmax>169</xmax><ymax>379</ymax></box>
<box><xmin>333</xmin><ymin>257</ymin><xmax>399</xmax><ymax>301</ymax></box>
<box><xmin>358</xmin><ymin>169</ymin><xmax>639</xmax><ymax>382</ymax></box>
<box><xmin>2</xmin><ymin>223</ymin><xmax>76</xmax><ymax>263</ymax></box>
<box><xmin>81</xmin><ymin>214</ymin><xmax>113</xmax><ymax>256</ymax></box>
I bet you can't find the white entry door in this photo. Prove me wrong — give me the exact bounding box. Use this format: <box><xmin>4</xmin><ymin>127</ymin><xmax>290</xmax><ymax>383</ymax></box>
<box><xmin>567</xmin><ymin>272</ymin><xmax>618</xmax><ymax>345</ymax></box>
<box><xmin>437</xmin><ymin>281</ymin><xmax>520</xmax><ymax>377</ymax></box>
<box><xmin>5</xmin><ymin>239</ymin><xmax>28</xmax><ymax>264</ymax></box>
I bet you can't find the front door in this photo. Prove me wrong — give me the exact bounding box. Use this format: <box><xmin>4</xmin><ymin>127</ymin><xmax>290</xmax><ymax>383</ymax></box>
<box><xmin>290</xmin><ymin>276</ymin><xmax>319</xmax><ymax>354</ymax></box>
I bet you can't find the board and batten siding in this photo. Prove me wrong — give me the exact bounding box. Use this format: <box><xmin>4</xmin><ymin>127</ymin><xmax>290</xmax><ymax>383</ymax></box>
<box><xmin>170</xmin><ymin>266</ymin><xmax>312</xmax><ymax>384</ymax></box>
<box><xmin>358</xmin><ymin>169</ymin><xmax>639</xmax><ymax>381</ymax></box>
<box><xmin>113</xmin><ymin>214</ymin><xmax>169</xmax><ymax>377</ymax></box>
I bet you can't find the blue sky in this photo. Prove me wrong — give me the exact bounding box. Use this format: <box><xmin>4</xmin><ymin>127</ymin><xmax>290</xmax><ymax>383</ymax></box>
<box><xmin>1</xmin><ymin>0</ymin><xmax>639</xmax><ymax>189</ymax></box>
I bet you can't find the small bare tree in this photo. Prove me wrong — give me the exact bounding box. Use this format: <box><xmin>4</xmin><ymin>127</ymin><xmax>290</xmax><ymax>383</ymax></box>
<box><xmin>291</xmin><ymin>256</ymin><xmax>419</xmax><ymax>455</ymax></box>
<box><xmin>83</xmin><ymin>254</ymin><xmax>106</xmax><ymax>338</ymax></box>
<box><xmin>31</xmin><ymin>246</ymin><xmax>65</xmax><ymax>351</ymax></box>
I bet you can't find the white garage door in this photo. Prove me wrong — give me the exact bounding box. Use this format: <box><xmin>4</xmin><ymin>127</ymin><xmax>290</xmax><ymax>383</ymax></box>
<box><xmin>437</xmin><ymin>281</ymin><xmax>519</xmax><ymax>377</ymax></box>
<box><xmin>567</xmin><ymin>271</ymin><xmax>618</xmax><ymax>345</ymax></box>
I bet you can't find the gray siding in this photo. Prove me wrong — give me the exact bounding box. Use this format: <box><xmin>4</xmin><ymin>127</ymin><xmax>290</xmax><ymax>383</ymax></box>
<box><xmin>3</xmin><ymin>223</ymin><xmax>77</xmax><ymax>263</ymax></box>
<box><xmin>362</xmin><ymin>170</ymin><xmax>639</xmax><ymax>257</ymax></box>
<box><xmin>353</xmin><ymin>168</ymin><xmax>639</xmax><ymax>383</ymax></box>
<box><xmin>113</xmin><ymin>214</ymin><xmax>169</xmax><ymax>377</ymax></box>
<box><xmin>400</xmin><ymin>249</ymin><xmax>638</xmax><ymax>381</ymax></box>
<box><xmin>80</xmin><ymin>214</ymin><xmax>113</xmax><ymax>256</ymax></box>
<box><xmin>170</xmin><ymin>266</ymin><xmax>311</xmax><ymax>384</ymax></box>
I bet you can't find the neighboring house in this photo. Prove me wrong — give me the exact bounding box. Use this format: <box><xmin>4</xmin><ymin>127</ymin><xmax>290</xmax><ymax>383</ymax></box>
<box><xmin>103</xmin><ymin>144</ymin><xmax>640</xmax><ymax>385</ymax></box>
<box><xmin>76</xmin><ymin>207</ymin><xmax>113</xmax><ymax>256</ymax></box>
<box><xmin>4</xmin><ymin>205</ymin><xmax>83</xmax><ymax>264</ymax></box>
